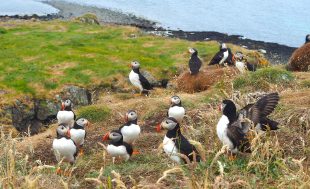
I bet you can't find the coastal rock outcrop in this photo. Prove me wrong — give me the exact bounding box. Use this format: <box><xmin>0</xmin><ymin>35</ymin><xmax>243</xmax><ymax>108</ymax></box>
<box><xmin>1</xmin><ymin>86</ymin><xmax>92</xmax><ymax>135</ymax></box>
<box><xmin>287</xmin><ymin>43</ymin><xmax>310</xmax><ymax>72</ymax></box>
<box><xmin>75</xmin><ymin>13</ymin><xmax>100</xmax><ymax>25</ymax></box>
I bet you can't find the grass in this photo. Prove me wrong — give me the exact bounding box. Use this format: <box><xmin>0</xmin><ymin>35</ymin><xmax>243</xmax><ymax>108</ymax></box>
<box><xmin>233</xmin><ymin>67</ymin><xmax>294</xmax><ymax>91</ymax></box>
<box><xmin>76</xmin><ymin>105</ymin><xmax>110</xmax><ymax>122</ymax></box>
<box><xmin>0</xmin><ymin>19</ymin><xmax>222</xmax><ymax>103</ymax></box>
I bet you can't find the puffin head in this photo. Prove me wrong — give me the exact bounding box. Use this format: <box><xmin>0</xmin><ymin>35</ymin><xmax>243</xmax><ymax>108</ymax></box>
<box><xmin>306</xmin><ymin>34</ymin><xmax>310</xmax><ymax>44</ymax></box>
<box><xmin>219</xmin><ymin>99</ymin><xmax>237</xmax><ymax>118</ymax></box>
<box><xmin>157</xmin><ymin>117</ymin><xmax>179</xmax><ymax>132</ymax></box>
<box><xmin>102</xmin><ymin>130</ymin><xmax>123</xmax><ymax>142</ymax></box>
<box><xmin>61</xmin><ymin>99</ymin><xmax>72</xmax><ymax>110</ymax></box>
<box><xmin>234</xmin><ymin>51</ymin><xmax>244</xmax><ymax>61</ymax></box>
<box><xmin>131</xmin><ymin>61</ymin><xmax>140</xmax><ymax>69</ymax></box>
<box><xmin>188</xmin><ymin>48</ymin><xmax>198</xmax><ymax>55</ymax></box>
<box><xmin>170</xmin><ymin>95</ymin><xmax>182</xmax><ymax>106</ymax></box>
<box><xmin>56</xmin><ymin>124</ymin><xmax>70</xmax><ymax>138</ymax></box>
<box><xmin>125</xmin><ymin>110</ymin><xmax>138</xmax><ymax>122</ymax></box>
<box><xmin>220</xmin><ymin>43</ymin><xmax>227</xmax><ymax>50</ymax></box>
<box><xmin>76</xmin><ymin>118</ymin><xmax>90</xmax><ymax>128</ymax></box>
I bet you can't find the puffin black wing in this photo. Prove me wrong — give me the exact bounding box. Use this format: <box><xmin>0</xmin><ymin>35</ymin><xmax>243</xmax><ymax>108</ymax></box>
<box><xmin>209</xmin><ymin>51</ymin><xmax>223</xmax><ymax>65</ymax></box>
<box><xmin>227</xmin><ymin>121</ymin><xmax>251</xmax><ymax>153</ymax></box>
<box><xmin>174</xmin><ymin>134</ymin><xmax>201</xmax><ymax>162</ymax></box>
<box><xmin>123</xmin><ymin>142</ymin><xmax>133</xmax><ymax>156</ymax></box>
<box><xmin>226</xmin><ymin>48</ymin><xmax>234</xmax><ymax>66</ymax></box>
<box><xmin>138</xmin><ymin>73</ymin><xmax>153</xmax><ymax>90</ymax></box>
<box><xmin>189</xmin><ymin>56</ymin><xmax>202</xmax><ymax>75</ymax></box>
<box><xmin>249</xmin><ymin>93</ymin><xmax>279</xmax><ymax>124</ymax></box>
<box><xmin>246</xmin><ymin>62</ymin><xmax>257</xmax><ymax>72</ymax></box>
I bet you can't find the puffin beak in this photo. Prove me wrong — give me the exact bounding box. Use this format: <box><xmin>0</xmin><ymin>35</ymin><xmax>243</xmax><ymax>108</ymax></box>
<box><xmin>128</xmin><ymin>64</ymin><xmax>132</xmax><ymax>68</ymax></box>
<box><xmin>61</xmin><ymin>102</ymin><xmax>65</xmax><ymax>111</ymax></box>
<box><xmin>86</xmin><ymin>121</ymin><xmax>91</xmax><ymax>128</ymax></box>
<box><xmin>218</xmin><ymin>104</ymin><xmax>222</xmax><ymax>111</ymax></box>
<box><xmin>102</xmin><ymin>133</ymin><xmax>110</xmax><ymax>141</ymax></box>
<box><xmin>232</xmin><ymin>55</ymin><xmax>235</xmax><ymax>63</ymax></box>
<box><xmin>156</xmin><ymin>123</ymin><xmax>162</xmax><ymax>132</ymax></box>
<box><xmin>66</xmin><ymin>129</ymin><xmax>71</xmax><ymax>138</ymax></box>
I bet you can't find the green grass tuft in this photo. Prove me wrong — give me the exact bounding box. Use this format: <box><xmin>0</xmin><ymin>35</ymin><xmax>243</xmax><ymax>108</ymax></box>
<box><xmin>0</xmin><ymin>27</ymin><xmax>7</xmax><ymax>34</ymax></box>
<box><xmin>77</xmin><ymin>105</ymin><xmax>111</xmax><ymax>122</ymax></box>
<box><xmin>233</xmin><ymin>67</ymin><xmax>294</xmax><ymax>90</ymax></box>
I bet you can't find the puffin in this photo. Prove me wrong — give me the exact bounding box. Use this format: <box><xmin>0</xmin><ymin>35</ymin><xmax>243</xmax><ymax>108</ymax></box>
<box><xmin>119</xmin><ymin>110</ymin><xmax>141</xmax><ymax>144</ymax></box>
<box><xmin>188</xmin><ymin>48</ymin><xmax>202</xmax><ymax>75</ymax></box>
<box><xmin>209</xmin><ymin>43</ymin><xmax>229</xmax><ymax>66</ymax></box>
<box><xmin>52</xmin><ymin>124</ymin><xmax>77</xmax><ymax>164</ymax></box>
<box><xmin>234</xmin><ymin>52</ymin><xmax>256</xmax><ymax>73</ymax></box>
<box><xmin>70</xmin><ymin>118</ymin><xmax>89</xmax><ymax>153</ymax></box>
<box><xmin>102</xmin><ymin>130</ymin><xmax>133</xmax><ymax>161</ymax></box>
<box><xmin>129</xmin><ymin>61</ymin><xmax>153</xmax><ymax>96</ymax></box>
<box><xmin>168</xmin><ymin>96</ymin><xmax>185</xmax><ymax>123</ymax></box>
<box><xmin>156</xmin><ymin>117</ymin><xmax>201</xmax><ymax>163</ymax></box>
<box><xmin>306</xmin><ymin>34</ymin><xmax>310</xmax><ymax>44</ymax></box>
<box><xmin>216</xmin><ymin>93</ymin><xmax>279</xmax><ymax>155</ymax></box>
<box><xmin>57</xmin><ymin>99</ymin><xmax>75</xmax><ymax>128</ymax></box>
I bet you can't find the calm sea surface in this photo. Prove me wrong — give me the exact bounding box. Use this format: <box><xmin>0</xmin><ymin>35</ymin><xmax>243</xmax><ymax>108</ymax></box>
<box><xmin>1</xmin><ymin>0</ymin><xmax>309</xmax><ymax>47</ymax></box>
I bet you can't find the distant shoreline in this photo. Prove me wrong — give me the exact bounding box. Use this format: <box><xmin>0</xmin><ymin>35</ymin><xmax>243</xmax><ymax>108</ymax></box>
<box><xmin>0</xmin><ymin>0</ymin><xmax>296</xmax><ymax>64</ymax></box>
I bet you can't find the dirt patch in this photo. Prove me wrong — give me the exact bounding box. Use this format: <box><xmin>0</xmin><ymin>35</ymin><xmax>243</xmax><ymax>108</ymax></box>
<box><xmin>177</xmin><ymin>66</ymin><xmax>237</xmax><ymax>93</ymax></box>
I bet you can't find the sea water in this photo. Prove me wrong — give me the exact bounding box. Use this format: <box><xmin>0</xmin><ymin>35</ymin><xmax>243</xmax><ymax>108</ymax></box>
<box><xmin>0</xmin><ymin>0</ymin><xmax>309</xmax><ymax>47</ymax></box>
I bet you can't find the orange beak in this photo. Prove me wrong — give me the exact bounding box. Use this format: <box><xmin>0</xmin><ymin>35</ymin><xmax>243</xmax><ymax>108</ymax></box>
<box><xmin>128</xmin><ymin>64</ymin><xmax>132</xmax><ymax>68</ymax></box>
<box><xmin>86</xmin><ymin>121</ymin><xmax>91</xmax><ymax>128</ymax></box>
<box><xmin>218</xmin><ymin>104</ymin><xmax>222</xmax><ymax>111</ymax></box>
<box><xmin>61</xmin><ymin>102</ymin><xmax>65</xmax><ymax>111</ymax></box>
<box><xmin>67</xmin><ymin>129</ymin><xmax>71</xmax><ymax>138</ymax></box>
<box><xmin>156</xmin><ymin>123</ymin><xmax>161</xmax><ymax>132</ymax></box>
<box><xmin>102</xmin><ymin>132</ymin><xmax>110</xmax><ymax>141</ymax></box>
<box><xmin>232</xmin><ymin>55</ymin><xmax>236</xmax><ymax>64</ymax></box>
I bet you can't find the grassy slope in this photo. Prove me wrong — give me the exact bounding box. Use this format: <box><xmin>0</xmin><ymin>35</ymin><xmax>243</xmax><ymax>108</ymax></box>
<box><xmin>0</xmin><ymin>20</ymin><xmax>222</xmax><ymax>102</ymax></box>
<box><xmin>1</xmin><ymin>20</ymin><xmax>310</xmax><ymax>189</ymax></box>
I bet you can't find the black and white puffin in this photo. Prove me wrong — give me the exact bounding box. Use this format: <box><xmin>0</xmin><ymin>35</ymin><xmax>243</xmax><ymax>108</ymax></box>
<box><xmin>129</xmin><ymin>61</ymin><xmax>153</xmax><ymax>96</ymax></box>
<box><xmin>119</xmin><ymin>110</ymin><xmax>140</xmax><ymax>144</ymax></box>
<box><xmin>188</xmin><ymin>48</ymin><xmax>202</xmax><ymax>75</ymax></box>
<box><xmin>306</xmin><ymin>34</ymin><xmax>310</xmax><ymax>44</ymax></box>
<box><xmin>168</xmin><ymin>96</ymin><xmax>185</xmax><ymax>123</ymax></box>
<box><xmin>216</xmin><ymin>93</ymin><xmax>279</xmax><ymax>154</ymax></box>
<box><xmin>209</xmin><ymin>43</ymin><xmax>230</xmax><ymax>66</ymax></box>
<box><xmin>234</xmin><ymin>52</ymin><xmax>256</xmax><ymax>73</ymax></box>
<box><xmin>57</xmin><ymin>99</ymin><xmax>76</xmax><ymax>128</ymax></box>
<box><xmin>102</xmin><ymin>130</ymin><xmax>133</xmax><ymax>161</ymax></box>
<box><xmin>52</xmin><ymin>124</ymin><xmax>77</xmax><ymax>164</ymax></box>
<box><xmin>156</xmin><ymin>117</ymin><xmax>201</xmax><ymax>163</ymax></box>
<box><xmin>70</xmin><ymin>118</ymin><xmax>89</xmax><ymax>150</ymax></box>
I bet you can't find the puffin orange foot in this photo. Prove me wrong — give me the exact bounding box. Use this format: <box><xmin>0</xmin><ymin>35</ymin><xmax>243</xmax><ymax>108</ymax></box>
<box><xmin>132</xmin><ymin>149</ymin><xmax>140</xmax><ymax>155</ymax></box>
<box><xmin>228</xmin><ymin>154</ymin><xmax>237</xmax><ymax>161</ymax></box>
<box><xmin>56</xmin><ymin>167</ymin><xmax>63</xmax><ymax>175</ymax></box>
<box><xmin>78</xmin><ymin>148</ymin><xmax>84</xmax><ymax>156</ymax></box>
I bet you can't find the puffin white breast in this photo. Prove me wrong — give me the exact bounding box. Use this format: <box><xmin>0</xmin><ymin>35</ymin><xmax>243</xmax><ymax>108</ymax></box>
<box><xmin>57</xmin><ymin>111</ymin><xmax>75</xmax><ymax>126</ymax></box>
<box><xmin>168</xmin><ymin>106</ymin><xmax>185</xmax><ymax>122</ymax></box>
<box><xmin>52</xmin><ymin>138</ymin><xmax>76</xmax><ymax>162</ymax></box>
<box><xmin>121</xmin><ymin>124</ymin><xmax>141</xmax><ymax>144</ymax></box>
<box><xmin>70</xmin><ymin>129</ymin><xmax>86</xmax><ymax>146</ymax></box>
<box><xmin>106</xmin><ymin>144</ymin><xmax>130</xmax><ymax>160</ymax></box>
<box><xmin>129</xmin><ymin>70</ymin><xmax>143</xmax><ymax>91</ymax></box>
<box><xmin>163</xmin><ymin>136</ymin><xmax>181</xmax><ymax>164</ymax></box>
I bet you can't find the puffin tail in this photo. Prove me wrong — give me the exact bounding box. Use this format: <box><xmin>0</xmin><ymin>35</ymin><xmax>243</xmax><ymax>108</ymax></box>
<box><xmin>261</xmin><ymin>118</ymin><xmax>279</xmax><ymax>131</ymax></box>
